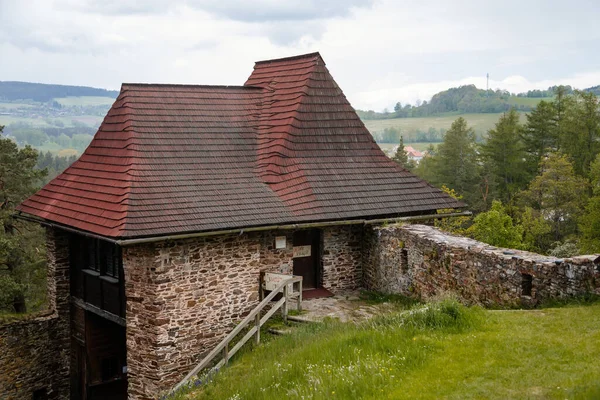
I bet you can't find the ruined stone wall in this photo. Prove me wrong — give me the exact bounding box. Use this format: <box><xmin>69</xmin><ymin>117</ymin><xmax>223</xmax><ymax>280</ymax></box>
<box><xmin>363</xmin><ymin>224</ymin><xmax>600</xmax><ymax>307</ymax></box>
<box><xmin>0</xmin><ymin>228</ymin><xmax>70</xmax><ymax>400</ymax></box>
<box><xmin>322</xmin><ymin>225</ymin><xmax>363</xmax><ymax>291</ymax></box>
<box><xmin>124</xmin><ymin>225</ymin><xmax>364</xmax><ymax>399</ymax></box>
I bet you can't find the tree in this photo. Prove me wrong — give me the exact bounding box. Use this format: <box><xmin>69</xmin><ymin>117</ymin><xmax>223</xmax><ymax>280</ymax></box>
<box><xmin>523</xmin><ymin>153</ymin><xmax>587</xmax><ymax>241</ymax></box>
<box><xmin>434</xmin><ymin>185</ymin><xmax>472</xmax><ymax>235</ymax></box>
<box><xmin>522</xmin><ymin>100</ymin><xmax>558</xmax><ymax>175</ymax></box>
<box><xmin>554</xmin><ymin>85</ymin><xmax>575</xmax><ymax>151</ymax></box>
<box><xmin>429</xmin><ymin>117</ymin><xmax>481</xmax><ymax>208</ymax></box>
<box><xmin>413</xmin><ymin>144</ymin><xmax>437</xmax><ymax>183</ymax></box>
<box><xmin>517</xmin><ymin>206</ymin><xmax>551</xmax><ymax>253</ymax></box>
<box><xmin>467</xmin><ymin>200</ymin><xmax>523</xmax><ymax>249</ymax></box>
<box><xmin>392</xmin><ymin>136</ymin><xmax>415</xmax><ymax>170</ymax></box>
<box><xmin>579</xmin><ymin>154</ymin><xmax>600</xmax><ymax>253</ymax></box>
<box><xmin>561</xmin><ymin>91</ymin><xmax>600</xmax><ymax>177</ymax></box>
<box><xmin>0</xmin><ymin>125</ymin><xmax>48</xmax><ymax>313</ymax></box>
<box><xmin>479</xmin><ymin>109</ymin><xmax>528</xmax><ymax>204</ymax></box>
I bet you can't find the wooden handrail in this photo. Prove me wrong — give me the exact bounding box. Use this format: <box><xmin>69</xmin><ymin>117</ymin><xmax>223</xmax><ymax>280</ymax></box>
<box><xmin>169</xmin><ymin>275</ymin><xmax>303</xmax><ymax>395</ymax></box>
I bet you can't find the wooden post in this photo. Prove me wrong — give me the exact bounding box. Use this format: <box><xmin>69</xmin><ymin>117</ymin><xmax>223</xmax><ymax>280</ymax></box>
<box><xmin>297</xmin><ymin>278</ymin><xmax>303</xmax><ymax>312</ymax></box>
<box><xmin>282</xmin><ymin>284</ymin><xmax>289</xmax><ymax>323</ymax></box>
<box><xmin>254</xmin><ymin>313</ymin><xmax>260</xmax><ymax>344</ymax></box>
<box><xmin>223</xmin><ymin>343</ymin><xmax>229</xmax><ymax>366</ymax></box>
<box><xmin>259</xmin><ymin>271</ymin><xmax>265</xmax><ymax>301</ymax></box>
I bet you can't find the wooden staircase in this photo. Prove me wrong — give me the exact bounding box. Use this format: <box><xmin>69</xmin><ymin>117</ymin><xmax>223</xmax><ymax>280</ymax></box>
<box><xmin>168</xmin><ymin>275</ymin><xmax>303</xmax><ymax>395</ymax></box>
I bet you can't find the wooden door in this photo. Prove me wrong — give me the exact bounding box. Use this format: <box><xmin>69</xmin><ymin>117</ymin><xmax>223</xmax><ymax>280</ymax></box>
<box><xmin>293</xmin><ymin>230</ymin><xmax>320</xmax><ymax>289</ymax></box>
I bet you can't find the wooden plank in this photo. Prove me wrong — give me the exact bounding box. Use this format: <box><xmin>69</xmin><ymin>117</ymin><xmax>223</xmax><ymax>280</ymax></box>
<box><xmin>260</xmin><ymin>298</ymin><xmax>286</xmax><ymax>326</ymax></box>
<box><xmin>171</xmin><ymin>276</ymin><xmax>301</xmax><ymax>394</ymax></box>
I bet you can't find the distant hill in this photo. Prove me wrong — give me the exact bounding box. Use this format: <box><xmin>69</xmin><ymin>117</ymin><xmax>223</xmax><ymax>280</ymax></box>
<box><xmin>585</xmin><ymin>85</ymin><xmax>600</xmax><ymax>96</ymax></box>
<box><xmin>0</xmin><ymin>81</ymin><xmax>119</xmax><ymax>102</ymax></box>
<box><xmin>357</xmin><ymin>84</ymin><xmax>596</xmax><ymax>120</ymax></box>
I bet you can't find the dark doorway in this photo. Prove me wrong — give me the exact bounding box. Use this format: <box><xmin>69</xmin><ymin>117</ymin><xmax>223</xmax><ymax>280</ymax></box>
<box><xmin>71</xmin><ymin>311</ymin><xmax>128</xmax><ymax>400</ymax></box>
<box><xmin>293</xmin><ymin>229</ymin><xmax>321</xmax><ymax>289</ymax></box>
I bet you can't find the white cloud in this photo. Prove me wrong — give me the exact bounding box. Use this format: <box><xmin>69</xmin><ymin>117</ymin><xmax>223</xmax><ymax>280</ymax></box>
<box><xmin>0</xmin><ymin>0</ymin><xmax>599</xmax><ymax>111</ymax></box>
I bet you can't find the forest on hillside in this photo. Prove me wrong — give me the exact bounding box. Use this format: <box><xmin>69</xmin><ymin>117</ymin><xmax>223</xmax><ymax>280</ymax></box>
<box><xmin>0</xmin><ymin>81</ymin><xmax>119</xmax><ymax>102</ymax></box>
<box><xmin>356</xmin><ymin>84</ymin><xmax>599</xmax><ymax>120</ymax></box>
<box><xmin>391</xmin><ymin>86</ymin><xmax>600</xmax><ymax>257</ymax></box>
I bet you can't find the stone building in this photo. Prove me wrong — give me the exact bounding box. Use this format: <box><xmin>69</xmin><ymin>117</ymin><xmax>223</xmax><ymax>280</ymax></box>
<box><xmin>11</xmin><ymin>53</ymin><xmax>462</xmax><ymax>400</ymax></box>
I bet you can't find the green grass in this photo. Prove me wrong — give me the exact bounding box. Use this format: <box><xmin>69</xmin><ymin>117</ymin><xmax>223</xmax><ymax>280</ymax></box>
<box><xmin>363</xmin><ymin>113</ymin><xmax>511</xmax><ymax>138</ymax></box>
<box><xmin>173</xmin><ymin>300</ymin><xmax>600</xmax><ymax>400</ymax></box>
<box><xmin>53</xmin><ymin>96</ymin><xmax>116</xmax><ymax>106</ymax></box>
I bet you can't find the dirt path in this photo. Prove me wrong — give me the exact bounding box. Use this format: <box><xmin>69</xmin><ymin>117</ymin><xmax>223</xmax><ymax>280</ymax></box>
<box><xmin>293</xmin><ymin>290</ymin><xmax>397</xmax><ymax>323</ymax></box>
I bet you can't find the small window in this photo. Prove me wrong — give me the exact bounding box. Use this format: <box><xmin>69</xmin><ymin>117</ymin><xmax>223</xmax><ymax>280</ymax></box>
<box><xmin>99</xmin><ymin>241</ymin><xmax>120</xmax><ymax>279</ymax></box>
<box><xmin>87</xmin><ymin>238</ymin><xmax>99</xmax><ymax>271</ymax></box>
<box><xmin>522</xmin><ymin>273</ymin><xmax>533</xmax><ymax>296</ymax></box>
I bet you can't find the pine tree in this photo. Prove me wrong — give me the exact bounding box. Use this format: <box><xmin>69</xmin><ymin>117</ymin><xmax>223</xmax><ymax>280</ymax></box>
<box><xmin>522</xmin><ymin>100</ymin><xmax>558</xmax><ymax>175</ymax></box>
<box><xmin>479</xmin><ymin>109</ymin><xmax>528</xmax><ymax>204</ymax></box>
<box><xmin>431</xmin><ymin>117</ymin><xmax>481</xmax><ymax>208</ymax></box>
<box><xmin>0</xmin><ymin>126</ymin><xmax>48</xmax><ymax>312</ymax></box>
<box><xmin>392</xmin><ymin>136</ymin><xmax>409</xmax><ymax>167</ymax></box>
<box><xmin>561</xmin><ymin>91</ymin><xmax>600</xmax><ymax>177</ymax></box>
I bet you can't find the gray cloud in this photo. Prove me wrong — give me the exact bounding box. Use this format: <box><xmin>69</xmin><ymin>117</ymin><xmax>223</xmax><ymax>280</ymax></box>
<box><xmin>57</xmin><ymin>0</ymin><xmax>170</xmax><ymax>16</ymax></box>
<box><xmin>188</xmin><ymin>0</ymin><xmax>375</xmax><ymax>22</ymax></box>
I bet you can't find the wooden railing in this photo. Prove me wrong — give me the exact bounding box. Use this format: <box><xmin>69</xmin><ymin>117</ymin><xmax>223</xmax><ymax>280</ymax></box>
<box><xmin>169</xmin><ymin>275</ymin><xmax>303</xmax><ymax>395</ymax></box>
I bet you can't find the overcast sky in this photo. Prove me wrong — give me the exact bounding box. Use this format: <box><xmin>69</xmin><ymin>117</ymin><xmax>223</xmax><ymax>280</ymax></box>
<box><xmin>1</xmin><ymin>0</ymin><xmax>599</xmax><ymax>111</ymax></box>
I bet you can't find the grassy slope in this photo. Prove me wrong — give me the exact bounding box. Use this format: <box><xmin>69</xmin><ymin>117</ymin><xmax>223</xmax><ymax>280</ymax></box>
<box><xmin>178</xmin><ymin>302</ymin><xmax>600</xmax><ymax>400</ymax></box>
<box><xmin>363</xmin><ymin>113</ymin><xmax>508</xmax><ymax>137</ymax></box>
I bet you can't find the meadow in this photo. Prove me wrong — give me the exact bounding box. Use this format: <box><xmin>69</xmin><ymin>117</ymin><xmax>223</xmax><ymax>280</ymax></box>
<box><xmin>363</xmin><ymin>112</ymin><xmax>516</xmax><ymax>139</ymax></box>
<box><xmin>174</xmin><ymin>298</ymin><xmax>600</xmax><ymax>400</ymax></box>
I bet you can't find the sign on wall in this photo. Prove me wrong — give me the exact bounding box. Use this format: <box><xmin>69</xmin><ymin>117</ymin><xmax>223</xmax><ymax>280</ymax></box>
<box><xmin>275</xmin><ymin>236</ymin><xmax>287</xmax><ymax>249</ymax></box>
<box><xmin>293</xmin><ymin>245</ymin><xmax>311</xmax><ymax>258</ymax></box>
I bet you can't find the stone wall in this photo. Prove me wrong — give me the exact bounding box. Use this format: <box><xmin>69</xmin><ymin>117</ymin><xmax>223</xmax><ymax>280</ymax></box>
<box><xmin>322</xmin><ymin>225</ymin><xmax>363</xmax><ymax>291</ymax></box>
<box><xmin>0</xmin><ymin>228</ymin><xmax>70</xmax><ymax>400</ymax></box>
<box><xmin>124</xmin><ymin>225</ymin><xmax>363</xmax><ymax>399</ymax></box>
<box><xmin>363</xmin><ymin>224</ymin><xmax>600</xmax><ymax>307</ymax></box>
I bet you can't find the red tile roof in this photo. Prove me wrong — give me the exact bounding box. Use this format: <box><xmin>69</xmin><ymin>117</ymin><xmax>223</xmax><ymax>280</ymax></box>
<box><xmin>17</xmin><ymin>52</ymin><xmax>463</xmax><ymax>239</ymax></box>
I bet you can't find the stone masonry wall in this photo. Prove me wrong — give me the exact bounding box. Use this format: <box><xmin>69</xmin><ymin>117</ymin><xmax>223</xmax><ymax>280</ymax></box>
<box><xmin>124</xmin><ymin>225</ymin><xmax>363</xmax><ymax>400</ymax></box>
<box><xmin>363</xmin><ymin>224</ymin><xmax>600</xmax><ymax>307</ymax></box>
<box><xmin>322</xmin><ymin>225</ymin><xmax>363</xmax><ymax>291</ymax></box>
<box><xmin>0</xmin><ymin>228</ymin><xmax>70</xmax><ymax>400</ymax></box>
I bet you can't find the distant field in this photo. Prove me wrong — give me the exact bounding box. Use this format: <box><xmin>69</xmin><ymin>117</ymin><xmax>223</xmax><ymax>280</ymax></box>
<box><xmin>364</xmin><ymin>112</ymin><xmax>514</xmax><ymax>138</ymax></box>
<box><xmin>0</xmin><ymin>102</ymin><xmax>35</xmax><ymax>109</ymax></box>
<box><xmin>54</xmin><ymin>96</ymin><xmax>116</xmax><ymax>106</ymax></box>
<box><xmin>0</xmin><ymin>115</ymin><xmax>102</xmax><ymax>127</ymax></box>
<box><xmin>508</xmin><ymin>96</ymin><xmax>553</xmax><ymax>107</ymax></box>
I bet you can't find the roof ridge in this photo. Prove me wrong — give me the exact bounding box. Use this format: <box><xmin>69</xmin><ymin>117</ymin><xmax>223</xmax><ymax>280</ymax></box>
<box><xmin>121</xmin><ymin>83</ymin><xmax>263</xmax><ymax>90</ymax></box>
<box><xmin>254</xmin><ymin>52</ymin><xmax>322</xmax><ymax>65</ymax></box>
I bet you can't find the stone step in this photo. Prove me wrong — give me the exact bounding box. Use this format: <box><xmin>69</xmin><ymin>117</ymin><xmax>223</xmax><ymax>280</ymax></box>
<box><xmin>287</xmin><ymin>315</ymin><xmax>319</xmax><ymax>324</ymax></box>
<box><xmin>268</xmin><ymin>328</ymin><xmax>293</xmax><ymax>336</ymax></box>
